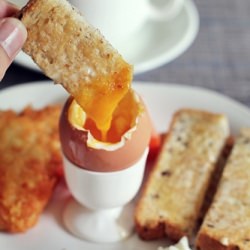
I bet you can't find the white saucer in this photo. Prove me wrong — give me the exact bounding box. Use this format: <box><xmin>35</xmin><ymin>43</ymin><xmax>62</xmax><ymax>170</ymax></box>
<box><xmin>10</xmin><ymin>0</ymin><xmax>28</xmax><ymax>7</ymax></box>
<box><xmin>13</xmin><ymin>0</ymin><xmax>199</xmax><ymax>74</ymax></box>
<box><xmin>0</xmin><ymin>81</ymin><xmax>250</xmax><ymax>250</ymax></box>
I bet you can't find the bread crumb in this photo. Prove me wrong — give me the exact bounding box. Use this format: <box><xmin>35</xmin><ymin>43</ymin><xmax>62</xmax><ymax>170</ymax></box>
<box><xmin>220</xmin><ymin>237</ymin><xmax>229</xmax><ymax>246</ymax></box>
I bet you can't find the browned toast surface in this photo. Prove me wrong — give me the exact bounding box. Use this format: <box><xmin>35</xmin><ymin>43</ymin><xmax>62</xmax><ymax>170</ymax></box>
<box><xmin>18</xmin><ymin>0</ymin><xmax>133</xmax><ymax>132</ymax></box>
<box><xmin>196</xmin><ymin>128</ymin><xmax>250</xmax><ymax>250</ymax></box>
<box><xmin>135</xmin><ymin>109</ymin><xmax>230</xmax><ymax>242</ymax></box>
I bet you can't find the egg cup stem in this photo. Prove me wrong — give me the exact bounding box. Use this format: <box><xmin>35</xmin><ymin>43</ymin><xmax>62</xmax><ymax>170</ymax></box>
<box><xmin>63</xmin><ymin>199</ymin><xmax>135</xmax><ymax>242</ymax></box>
<box><xmin>62</xmin><ymin>148</ymin><xmax>149</xmax><ymax>243</ymax></box>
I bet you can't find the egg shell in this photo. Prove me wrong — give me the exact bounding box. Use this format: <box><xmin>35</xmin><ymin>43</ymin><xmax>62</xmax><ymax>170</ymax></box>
<box><xmin>59</xmin><ymin>95</ymin><xmax>151</xmax><ymax>172</ymax></box>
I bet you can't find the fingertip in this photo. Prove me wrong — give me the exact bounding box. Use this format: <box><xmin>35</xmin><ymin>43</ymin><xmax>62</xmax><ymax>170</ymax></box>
<box><xmin>0</xmin><ymin>48</ymin><xmax>9</xmax><ymax>81</ymax></box>
<box><xmin>0</xmin><ymin>17</ymin><xmax>27</xmax><ymax>81</ymax></box>
<box><xmin>0</xmin><ymin>17</ymin><xmax>27</xmax><ymax>60</ymax></box>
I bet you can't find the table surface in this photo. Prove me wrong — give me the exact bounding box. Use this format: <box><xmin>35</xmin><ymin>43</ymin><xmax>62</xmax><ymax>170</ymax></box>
<box><xmin>1</xmin><ymin>0</ymin><xmax>250</xmax><ymax>107</ymax></box>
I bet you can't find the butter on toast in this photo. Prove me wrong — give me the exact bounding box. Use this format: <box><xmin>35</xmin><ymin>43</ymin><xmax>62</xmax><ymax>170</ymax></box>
<box><xmin>196</xmin><ymin>128</ymin><xmax>250</xmax><ymax>250</ymax></box>
<box><xmin>18</xmin><ymin>0</ymin><xmax>133</xmax><ymax>132</ymax></box>
<box><xmin>135</xmin><ymin>109</ymin><xmax>230</xmax><ymax>242</ymax></box>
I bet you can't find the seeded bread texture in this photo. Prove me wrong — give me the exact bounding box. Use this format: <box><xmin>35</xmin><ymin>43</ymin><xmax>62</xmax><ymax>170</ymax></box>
<box><xmin>196</xmin><ymin>128</ymin><xmax>250</xmax><ymax>250</ymax></box>
<box><xmin>135</xmin><ymin>109</ymin><xmax>230</xmax><ymax>242</ymax></box>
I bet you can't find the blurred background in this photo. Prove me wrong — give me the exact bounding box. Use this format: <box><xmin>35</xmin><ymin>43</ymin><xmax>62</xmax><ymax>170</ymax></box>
<box><xmin>1</xmin><ymin>0</ymin><xmax>250</xmax><ymax>107</ymax></box>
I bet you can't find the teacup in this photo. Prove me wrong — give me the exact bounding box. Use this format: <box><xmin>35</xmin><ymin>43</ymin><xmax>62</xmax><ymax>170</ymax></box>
<box><xmin>69</xmin><ymin>0</ymin><xmax>185</xmax><ymax>47</ymax></box>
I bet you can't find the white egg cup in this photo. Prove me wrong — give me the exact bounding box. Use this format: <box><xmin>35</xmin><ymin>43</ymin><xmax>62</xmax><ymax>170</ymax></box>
<box><xmin>62</xmin><ymin>148</ymin><xmax>149</xmax><ymax>243</ymax></box>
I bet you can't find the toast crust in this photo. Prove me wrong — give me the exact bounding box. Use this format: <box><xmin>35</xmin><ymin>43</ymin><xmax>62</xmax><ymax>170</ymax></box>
<box><xmin>196</xmin><ymin>128</ymin><xmax>250</xmax><ymax>250</ymax></box>
<box><xmin>197</xmin><ymin>233</ymin><xmax>242</xmax><ymax>250</ymax></box>
<box><xmin>18</xmin><ymin>0</ymin><xmax>133</xmax><ymax>132</ymax></box>
<box><xmin>135</xmin><ymin>109</ymin><xmax>230</xmax><ymax>242</ymax></box>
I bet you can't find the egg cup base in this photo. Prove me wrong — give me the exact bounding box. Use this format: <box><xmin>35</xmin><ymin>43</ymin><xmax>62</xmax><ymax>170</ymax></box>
<box><xmin>63</xmin><ymin>198</ymin><xmax>135</xmax><ymax>243</ymax></box>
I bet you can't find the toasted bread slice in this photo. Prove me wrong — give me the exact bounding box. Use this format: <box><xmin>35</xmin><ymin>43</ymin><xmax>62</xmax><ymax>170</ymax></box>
<box><xmin>18</xmin><ymin>0</ymin><xmax>133</xmax><ymax>133</ymax></box>
<box><xmin>0</xmin><ymin>106</ymin><xmax>62</xmax><ymax>232</ymax></box>
<box><xmin>135</xmin><ymin>109</ymin><xmax>229</xmax><ymax>242</ymax></box>
<box><xmin>196</xmin><ymin>128</ymin><xmax>250</xmax><ymax>250</ymax></box>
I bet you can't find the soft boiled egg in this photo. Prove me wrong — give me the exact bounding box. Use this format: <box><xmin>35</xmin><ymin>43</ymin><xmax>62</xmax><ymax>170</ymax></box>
<box><xmin>59</xmin><ymin>89</ymin><xmax>151</xmax><ymax>172</ymax></box>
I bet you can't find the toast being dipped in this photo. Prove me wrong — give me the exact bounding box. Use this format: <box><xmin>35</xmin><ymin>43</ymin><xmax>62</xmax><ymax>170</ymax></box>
<box><xmin>196</xmin><ymin>128</ymin><xmax>250</xmax><ymax>250</ymax></box>
<box><xmin>135</xmin><ymin>109</ymin><xmax>230</xmax><ymax>242</ymax></box>
<box><xmin>18</xmin><ymin>0</ymin><xmax>133</xmax><ymax>132</ymax></box>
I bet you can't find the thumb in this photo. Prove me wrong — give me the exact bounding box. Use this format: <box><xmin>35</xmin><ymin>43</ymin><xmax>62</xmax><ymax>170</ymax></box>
<box><xmin>0</xmin><ymin>17</ymin><xmax>27</xmax><ymax>81</ymax></box>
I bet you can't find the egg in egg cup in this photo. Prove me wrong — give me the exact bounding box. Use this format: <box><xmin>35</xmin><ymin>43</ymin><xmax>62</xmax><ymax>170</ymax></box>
<box><xmin>59</xmin><ymin>89</ymin><xmax>151</xmax><ymax>243</ymax></box>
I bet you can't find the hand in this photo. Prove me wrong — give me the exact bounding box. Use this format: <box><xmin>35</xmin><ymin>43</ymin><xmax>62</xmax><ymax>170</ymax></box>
<box><xmin>0</xmin><ymin>0</ymin><xmax>27</xmax><ymax>80</ymax></box>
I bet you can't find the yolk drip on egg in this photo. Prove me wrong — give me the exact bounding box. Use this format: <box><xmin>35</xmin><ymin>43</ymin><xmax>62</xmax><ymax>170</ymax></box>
<box><xmin>73</xmin><ymin>64</ymin><xmax>133</xmax><ymax>139</ymax></box>
<box><xmin>69</xmin><ymin>89</ymin><xmax>142</xmax><ymax>143</ymax></box>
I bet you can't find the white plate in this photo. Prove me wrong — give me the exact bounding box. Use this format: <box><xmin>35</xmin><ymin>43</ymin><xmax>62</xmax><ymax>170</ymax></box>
<box><xmin>13</xmin><ymin>0</ymin><xmax>199</xmax><ymax>75</ymax></box>
<box><xmin>1</xmin><ymin>81</ymin><xmax>250</xmax><ymax>250</ymax></box>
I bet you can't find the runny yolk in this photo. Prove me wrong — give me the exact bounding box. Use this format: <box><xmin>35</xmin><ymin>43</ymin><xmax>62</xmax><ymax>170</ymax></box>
<box><xmin>69</xmin><ymin>89</ymin><xmax>142</xmax><ymax>143</ymax></box>
<box><xmin>74</xmin><ymin>64</ymin><xmax>133</xmax><ymax>140</ymax></box>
